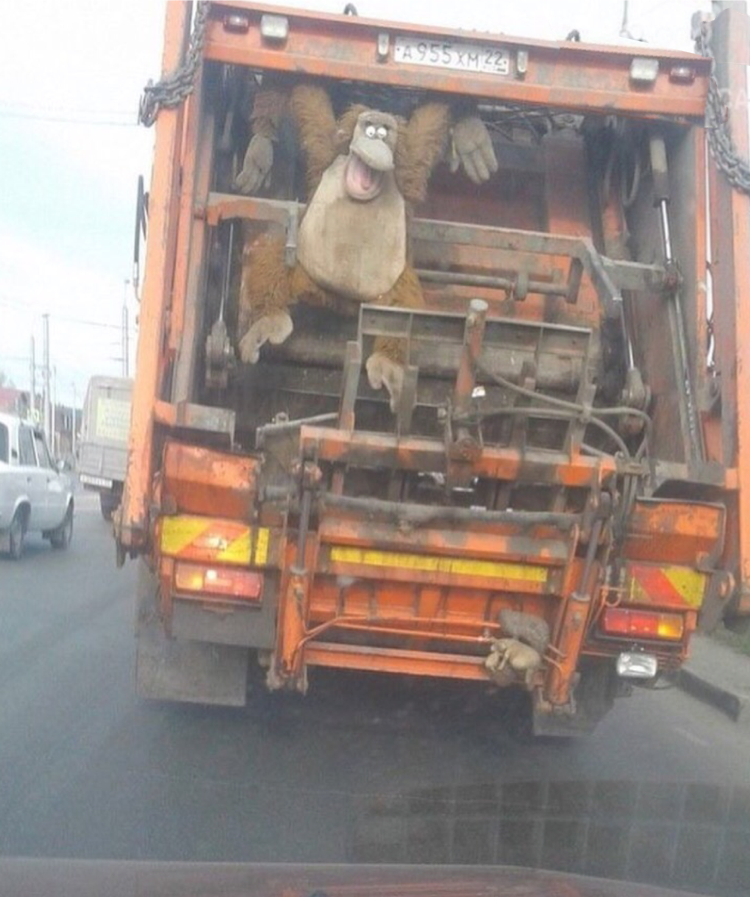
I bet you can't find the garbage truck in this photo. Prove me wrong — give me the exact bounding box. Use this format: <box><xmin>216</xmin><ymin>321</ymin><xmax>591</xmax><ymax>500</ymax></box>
<box><xmin>114</xmin><ymin>1</ymin><xmax>750</xmax><ymax>734</ymax></box>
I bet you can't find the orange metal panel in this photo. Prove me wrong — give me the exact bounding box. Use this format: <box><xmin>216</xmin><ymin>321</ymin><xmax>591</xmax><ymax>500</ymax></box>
<box><xmin>622</xmin><ymin>499</ymin><xmax>725</xmax><ymax>565</ymax></box>
<box><xmin>168</xmin><ymin>72</ymin><xmax>214</xmax><ymax>371</ymax></box>
<box><xmin>307</xmin><ymin>580</ymin><xmax>554</xmax><ymax>634</ymax></box>
<box><xmin>162</xmin><ymin>441</ymin><xmax>259</xmax><ymax>518</ymax></box>
<box><xmin>118</xmin><ymin>1</ymin><xmax>191</xmax><ymax>552</ymax></box>
<box><xmin>708</xmin><ymin>5</ymin><xmax>750</xmax><ymax>613</ymax></box>
<box><xmin>203</xmin><ymin>3</ymin><xmax>708</xmax><ymax>119</ymax></box>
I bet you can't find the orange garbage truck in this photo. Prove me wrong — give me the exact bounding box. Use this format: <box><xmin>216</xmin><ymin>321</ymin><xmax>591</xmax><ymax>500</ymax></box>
<box><xmin>115</xmin><ymin>1</ymin><xmax>750</xmax><ymax>734</ymax></box>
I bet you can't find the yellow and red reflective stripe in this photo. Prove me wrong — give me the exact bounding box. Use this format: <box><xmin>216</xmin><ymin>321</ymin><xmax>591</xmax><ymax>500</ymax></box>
<box><xmin>159</xmin><ymin>515</ymin><xmax>269</xmax><ymax>566</ymax></box>
<box><xmin>626</xmin><ymin>563</ymin><xmax>707</xmax><ymax>609</ymax></box>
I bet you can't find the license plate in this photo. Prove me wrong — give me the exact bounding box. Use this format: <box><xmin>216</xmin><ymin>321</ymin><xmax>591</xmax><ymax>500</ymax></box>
<box><xmin>80</xmin><ymin>474</ymin><xmax>113</xmax><ymax>489</ymax></box>
<box><xmin>394</xmin><ymin>36</ymin><xmax>511</xmax><ymax>76</ymax></box>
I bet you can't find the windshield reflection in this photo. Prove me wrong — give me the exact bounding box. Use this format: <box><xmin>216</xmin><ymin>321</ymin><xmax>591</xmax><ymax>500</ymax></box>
<box><xmin>350</xmin><ymin>780</ymin><xmax>750</xmax><ymax>896</ymax></box>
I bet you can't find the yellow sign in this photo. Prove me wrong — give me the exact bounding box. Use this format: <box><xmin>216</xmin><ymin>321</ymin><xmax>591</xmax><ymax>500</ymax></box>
<box><xmin>329</xmin><ymin>546</ymin><xmax>548</xmax><ymax>583</ymax></box>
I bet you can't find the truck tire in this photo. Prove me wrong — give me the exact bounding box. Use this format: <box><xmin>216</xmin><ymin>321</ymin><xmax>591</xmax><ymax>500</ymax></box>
<box><xmin>50</xmin><ymin>505</ymin><xmax>74</xmax><ymax>550</ymax></box>
<box><xmin>8</xmin><ymin>508</ymin><xmax>27</xmax><ymax>560</ymax></box>
<box><xmin>100</xmin><ymin>491</ymin><xmax>118</xmax><ymax>522</ymax></box>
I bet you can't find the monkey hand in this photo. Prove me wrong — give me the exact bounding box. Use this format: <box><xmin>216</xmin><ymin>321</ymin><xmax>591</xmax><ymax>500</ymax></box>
<box><xmin>235</xmin><ymin>134</ymin><xmax>274</xmax><ymax>194</ymax></box>
<box><xmin>238</xmin><ymin>311</ymin><xmax>293</xmax><ymax>363</ymax></box>
<box><xmin>366</xmin><ymin>352</ymin><xmax>405</xmax><ymax>414</ymax></box>
<box><xmin>449</xmin><ymin>117</ymin><xmax>498</xmax><ymax>185</ymax></box>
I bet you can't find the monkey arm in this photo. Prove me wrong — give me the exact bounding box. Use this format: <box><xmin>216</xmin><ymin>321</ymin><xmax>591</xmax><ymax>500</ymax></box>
<box><xmin>235</xmin><ymin>84</ymin><xmax>291</xmax><ymax>194</ymax></box>
<box><xmin>250</xmin><ymin>85</ymin><xmax>291</xmax><ymax>140</ymax></box>
<box><xmin>395</xmin><ymin>102</ymin><xmax>498</xmax><ymax>201</ymax></box>
<box><xmin>394</xmin><ymin>102</ymin><xmax>452</xmax><ymax>204</ymax></box>
<box><xmin>289</xmin><ymin>84</ymin><xmax>341</xmax><ymax>196</ymax></box>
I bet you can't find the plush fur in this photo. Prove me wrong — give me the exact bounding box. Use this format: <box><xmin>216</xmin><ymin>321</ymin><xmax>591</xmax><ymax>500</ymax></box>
<box><xmin>236</xmin><ymin>83</ymin><xmax>495</xmax><ymax>405</ymax></box>
<box><xmin>238</xmin><ymin>85</ymin><xmax>442</xmax><ymax>333</ymax></box>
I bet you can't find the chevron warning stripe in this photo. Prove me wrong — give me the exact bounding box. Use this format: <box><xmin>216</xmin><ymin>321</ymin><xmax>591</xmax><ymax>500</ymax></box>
<box><xmin>626</xmin><ymin>562</ymin><xmax>707</xmax><ymax>609</ymax></box>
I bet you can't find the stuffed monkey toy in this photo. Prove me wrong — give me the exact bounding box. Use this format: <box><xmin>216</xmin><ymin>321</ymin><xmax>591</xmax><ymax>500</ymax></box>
<box><xmin>236</xmin><ymin>83</ymin><xmax>497</xmax><ymax>410</ymax></box>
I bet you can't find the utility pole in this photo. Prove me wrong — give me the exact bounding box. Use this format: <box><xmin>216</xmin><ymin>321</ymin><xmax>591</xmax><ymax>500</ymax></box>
<box><xmin>619</xmin><ymin>1</ymin><xmax>633</xmax><ymax>39</ymax></box>
<box><xmin>71</xmin><ymin>382</ymin><xmax>77</xmax><ymax>460</ymax></box>
<box><xmin>29</xmin><ymin>335</ymin><xmax>36</xmax><ymax>420</ymax></box>
<box><xmin>52</xmin><ymin>365</ymin><xmax>58</xmax><ymax>455</ymax></box>
<box><xmin>43</xmin><ymin>313</ymin><xmax>51</xmax><ymax>445</ymax></box>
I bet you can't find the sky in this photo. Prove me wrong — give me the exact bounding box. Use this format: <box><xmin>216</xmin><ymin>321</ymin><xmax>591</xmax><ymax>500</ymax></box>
<box><xmin>0</xmin><ymin>0</ymin><xmax>710</xmax><ymax>407</ymax></box>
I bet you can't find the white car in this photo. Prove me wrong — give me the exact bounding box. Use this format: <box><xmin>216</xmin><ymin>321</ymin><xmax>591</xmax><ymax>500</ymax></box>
<box><xmin>0</xmin><ymin>412</ymin><xmax>74</xmax><ymax>558</ymax></box>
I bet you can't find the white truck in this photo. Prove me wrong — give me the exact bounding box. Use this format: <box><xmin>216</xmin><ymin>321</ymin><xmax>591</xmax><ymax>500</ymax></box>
<box><xmin>0</xmin><ymin>412</ymin><xmax>74</xmax><ymax>558</ymax></box>
<box><xmin>78</xmin><ymin>377</ymin><xmax>133</xmax><ymax>520</ymax></box>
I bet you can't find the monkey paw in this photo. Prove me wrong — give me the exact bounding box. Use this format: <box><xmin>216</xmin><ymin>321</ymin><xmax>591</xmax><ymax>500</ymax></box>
<box><xmin>450</xmin><ymin>116</ymin><xmax>498</xmax><ymax>185</ymax></box>
<box><xmin>366</xmin><ymin>352</ymin><xmax>405</xmax><ymax>413</ymax></box>
<box><xmin>235</xmin><ymin>134</ymin><xmax>274</xmax><ymax>195</ymax></box>
<box><xmin>238</xmin><ymin>311</ymin><xmax>293</xmax><ymax>364</ymax></box>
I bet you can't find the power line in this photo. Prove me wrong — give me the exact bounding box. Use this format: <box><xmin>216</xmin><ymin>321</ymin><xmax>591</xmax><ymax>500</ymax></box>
<box><xmin>54</xmin><ymin>313</ymin><xmax>124</xmax><ymax>331</ymax></box>
<box><xmin>0</xmin><ymin>299</ymin><xmax>127</xmax><ymax>331</ymax></box>
<box><xmin>0</xmin><ymin>98</ymin><xmax>133</xmax><ymax>115</ymax></box>
<box><xmin>0</xmin><ymin>107</ymin><xmax>138</xmax><ymax>127</ymax></box>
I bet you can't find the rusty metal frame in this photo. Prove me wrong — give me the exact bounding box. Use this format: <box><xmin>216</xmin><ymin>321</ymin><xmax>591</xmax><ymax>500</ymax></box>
<box><xmin>204</xmin><ymin>191</ymin><xmax>668</xmax><ymax>305</ymax></box>
<box><xmin>305</xmin><ymin>642</ymin><xmax>489</xmax><ymax>681</ymax></box>
<box><xmin>203</xmin><ymin>2</ymin><xmax>709</xmax><ymax>121</ymax></box>
<box><xmin>299</xmin><ymin>425</ymin><xmax>616</xmax><ymax>488</ymax></box>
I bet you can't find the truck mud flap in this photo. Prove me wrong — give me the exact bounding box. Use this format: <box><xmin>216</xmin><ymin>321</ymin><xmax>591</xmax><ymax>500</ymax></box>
<box><xmin>134</xmin><ymin>560</ymin><xmax>248</xmax><ymax>707</ymax></box>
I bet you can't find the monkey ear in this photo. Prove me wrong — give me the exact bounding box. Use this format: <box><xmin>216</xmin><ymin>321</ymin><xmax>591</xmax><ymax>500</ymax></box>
<box><xmin>336</xmin><ymin>104</ymin><xmax>369</xmax><ymax>151</ymax></box>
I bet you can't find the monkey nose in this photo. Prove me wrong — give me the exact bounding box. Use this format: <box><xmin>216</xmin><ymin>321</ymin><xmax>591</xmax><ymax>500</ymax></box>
<box><xmin>355</xmin><ymin>138</ymin><xmax>394</xmax><ymax>172</ymax></box>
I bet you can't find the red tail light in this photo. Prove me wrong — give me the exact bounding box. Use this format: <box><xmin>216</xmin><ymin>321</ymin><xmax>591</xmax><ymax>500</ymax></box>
<box><xmin>601</xmin><ymin>607</ymin><xmax>684</xmax><ymax>641</ymax></box>
<box><xmin>175</xmin><ymin>562</ymin><xmax>263</xmax><ymax>601</ymax></box>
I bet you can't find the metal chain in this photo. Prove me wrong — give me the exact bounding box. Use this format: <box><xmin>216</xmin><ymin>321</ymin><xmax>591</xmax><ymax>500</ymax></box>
<box><xmin>138</xmin><ymin>1</ymin><xmax>211</xmax><ymax>127</ymax></box>
<box><xmin>696</xmin><ymin>23</ymin><xmax>750</xmax><ymax>195</ymax></box>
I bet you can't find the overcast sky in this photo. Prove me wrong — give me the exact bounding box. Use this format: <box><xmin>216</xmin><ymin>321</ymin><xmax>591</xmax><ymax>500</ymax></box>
<box><xmin>0</xmin><ymin>0</ymin><xmax>708</xmax><ymax>406</ymax></box>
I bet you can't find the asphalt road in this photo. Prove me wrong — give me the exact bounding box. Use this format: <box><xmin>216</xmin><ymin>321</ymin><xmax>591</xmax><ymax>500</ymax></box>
<box><xmin>1</xmin><ymin>490</ymin><xmax>749</xmax><ymax>896</ymax></box>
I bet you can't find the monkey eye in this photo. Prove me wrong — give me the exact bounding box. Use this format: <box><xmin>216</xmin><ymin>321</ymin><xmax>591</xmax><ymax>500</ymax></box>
<box><xmin>376</xmin><ymin>125</ymin><xmax>388</xmax><ymax>139</ymax></box>
<box><xmin>365</xmin><ymin>124</ymin><xmax>377</xmax><ymax>138</ymax></box>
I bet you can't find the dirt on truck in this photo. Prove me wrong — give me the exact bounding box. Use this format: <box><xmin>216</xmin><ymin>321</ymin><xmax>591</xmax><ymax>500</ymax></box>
<box><xmin>114</xmin><ymin>1</ymin><xmax>750</xmax><ymax>736</ymax></box>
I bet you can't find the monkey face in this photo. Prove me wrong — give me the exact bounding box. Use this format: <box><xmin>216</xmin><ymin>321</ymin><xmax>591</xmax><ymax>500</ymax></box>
<box><xmin>345</xmin><ymin>110</ymin><xmax>398</xmax><ymax>201</ymax></box>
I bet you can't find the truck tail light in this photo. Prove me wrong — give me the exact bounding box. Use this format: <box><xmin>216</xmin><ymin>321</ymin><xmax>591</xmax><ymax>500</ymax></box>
<box><xmin>223</xmin><ymin>13</ymin><xmax>250</xmax><ymax>33</ymax></box>
<box><xmin>601</xmin><ymin>607</ymin><xmax>684</xmax><ymax>641</ymax></box>
<box><xmin>175</xmin><ymin>562</ymin><xmax>263</xmax><ymax>601</ymax></box>
<box><xmin>669</xmin><ymin>65</ymin><xmax>696</xmax><ymax>84</ymax></box>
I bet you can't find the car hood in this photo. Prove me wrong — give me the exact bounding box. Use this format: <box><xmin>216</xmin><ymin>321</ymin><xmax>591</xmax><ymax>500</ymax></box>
<box><xmin>0</xmin><ymin>860</ymin><xmax>708</xmax><ymax>897</ymax></box>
